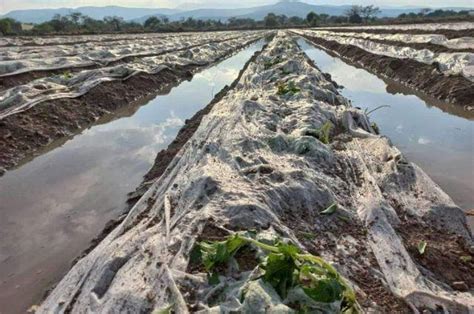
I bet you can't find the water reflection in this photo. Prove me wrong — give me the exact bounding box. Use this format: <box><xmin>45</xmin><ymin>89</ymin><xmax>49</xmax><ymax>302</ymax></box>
<box><xmin>0</xmin><ymin>40</ymin><xmax>265</xmax><ymax>314</ymax></box>
<box><xmin>298</xmin><ymin>38</ymin><xmax>474</xmax><ymax>211</ymax></box>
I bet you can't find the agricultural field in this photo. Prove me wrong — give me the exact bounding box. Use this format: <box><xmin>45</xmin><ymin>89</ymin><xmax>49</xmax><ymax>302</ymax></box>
<box><xmin>0</xmin><ymin>22</ymin><xmax>473</xmax><ymax>314</ymax></box>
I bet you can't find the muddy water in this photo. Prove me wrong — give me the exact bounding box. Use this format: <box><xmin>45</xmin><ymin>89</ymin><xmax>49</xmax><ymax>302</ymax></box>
<box><xmin>298</xmin><ymin>38</ymin><xmax>474</xmax><ymax>219</ymax></box>
<box><xmin>0</xmin><ymin>40</ymin><xmax>265</xmax><ymax>314</ymax></box>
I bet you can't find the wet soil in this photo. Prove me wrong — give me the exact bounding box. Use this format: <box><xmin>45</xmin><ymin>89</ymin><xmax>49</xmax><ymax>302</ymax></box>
<box><xmin>0</xmin><ymin>38</ymin><xmax>263</xmax><ymax>175</ymax></box>
<box><xmin>397</xmin><ymin>221</ymin><xmax>474</xmax><ymax>291</ymax></box>
<box><xmin>284</xmin><ymin>201</ymin><xmax>412</xmax><ymax>312</ymax></box>
<box><xmin>300</xmin><ymin>34</ymin><xmax>474</xmax><ymax>108</ymax></box>
<box><xmin>318</xmin><ymin>28</ymin><xmax>474</xmax><ymax>40</ymax></box>
<box><xmin>0</xmin><ymin>36</ymin><xmax>241</xmax><ymax>91</ymax></box>
<box><xmin>0</xmin><ymin>67</ymin><xmax>193</xmax><ymax>172</ymax></box>
<box><xmin>355</xmin><ymin>37</ymin><xmax>473</xmax><ymax>53</ymax></box>
<box><xmin>127</xmin><ymin>41</ymin><xmax>268</xmax><ymax>204</ymax></box>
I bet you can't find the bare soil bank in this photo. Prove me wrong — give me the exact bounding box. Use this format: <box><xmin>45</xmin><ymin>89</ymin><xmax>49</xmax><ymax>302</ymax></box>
<box><xmin>63</xmin><ymin>40</ymin><xmax>268</xmax><ymax>283</ymax></box>
<box><xmin>127</xmin><ymin>41</ymin><xmax>269</xmax><ymax>205</ymax></box>
<box><xmin>301</xmin><ymin>35</ymin><xmax>474</xmax><ymax>108</ymax></box>
<box><xmin>359</xmin><ymin>37</ymin><xmax>473</xmax><ymax>53</ymax></box>
<box><xmin>317</xmin><ymin>28</ymin><xmax>474</xmax><ymax>39</ymax></box>
<box><xmin>0</xmin><ymin>39</ymin><xmax>262</xmax><ymax>175</ymax></box>
<box><xmin>0</xmin><ymin>37</ymin><xmax>239</xmax><ymax>91</ymax></box>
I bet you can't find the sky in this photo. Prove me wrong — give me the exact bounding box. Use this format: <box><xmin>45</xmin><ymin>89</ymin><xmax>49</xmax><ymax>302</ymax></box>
<box><xmin>1</xmin><ymin>0</ymin><xmax>473</xmax><ymax>14</ymax></box>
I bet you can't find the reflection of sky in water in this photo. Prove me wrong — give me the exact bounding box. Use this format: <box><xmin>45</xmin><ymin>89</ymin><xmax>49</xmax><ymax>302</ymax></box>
<box><xmin>298</xmin><ymin>38</ymin><xmax>473</xmax><ymax>209</ymax></box>
<box><xmin>0</xmin><ymin>40</ymin><xmax>265</xmax><ymax>311</ymax></box>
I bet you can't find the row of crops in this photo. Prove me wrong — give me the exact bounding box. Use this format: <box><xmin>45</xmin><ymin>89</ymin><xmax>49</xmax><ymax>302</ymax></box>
<box><xmin>37</xmin><ymin>31</ymin><xmax>473</xmax><ymax>313</ymax></box>
<box><xmin>293</xmin><ymin>22</ymin><xmax>474</xmax><ymax>108</ymax></box>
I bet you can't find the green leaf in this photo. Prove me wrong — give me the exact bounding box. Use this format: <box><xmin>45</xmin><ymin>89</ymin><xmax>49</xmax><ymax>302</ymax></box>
<box><xmin>198</xmin><ymin>234</ymin><xmax>246</xmax><ymax>271</ymax></box>
<box><xmin>208</xmin><ymin>272</ymin><xmax>220</xmax><ymax>285</ymax></box>
<box><xmin>153</xmin><ymin>304</ymin><xmax>173</xmax><ymax>314</ymax></box>
<box><xmin>299</xmin><ymin>231</ymin><xmax>316</xmax><ymax>240</ymax></box>
<box><xmin>460</xmin><ymin>255</ymin><xmax>472</xmax><ymax>263</ymax></box>
<box><xmin>264</xmin><ymin>252</ymin><xmax>296</xmax><ymax>298</ymax></box>
<box><xmin>302</xmin><ymin>277</ymin><xmax>345</xmax><ymax>303</ymax></box>
<box><xmin>317</xmin><ymin>121</ymin><xmax>333</xmax><ymax>144</ymax></box>
<box><xmin>417</xmin><ymin>241</ymin><xmax>427</xmax><ymax>255</ymax></box>
<box><xmin>321</xmin><ymin>203</ymin><xmax>337</xmax><ymax>215</ymax></box>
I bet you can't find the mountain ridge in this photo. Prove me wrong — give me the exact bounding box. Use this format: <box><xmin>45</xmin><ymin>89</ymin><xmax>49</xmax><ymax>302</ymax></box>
<box><xmin>2</xmin><ymin>2</ymin><xmax>472</xmax><ymax>24</ymax></box>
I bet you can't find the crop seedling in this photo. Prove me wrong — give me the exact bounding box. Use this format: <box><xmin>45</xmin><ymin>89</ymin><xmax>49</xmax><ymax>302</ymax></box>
<box><xmin>321</xmin><ymin>203</ymin><xmax>337</xmax><ymax>215</ymax></box>
<box><xmin>417</xmin><ymin>241</ymin><xmax>427</xmax><ymax>255</ymax></box>
<box><xmin>371</xmin><ymin>122</ymin><xmax>380</xmax><ymax>135</ymax></box>
<box><xmin>277</xmin><ymin>81</ymin><xmax>300</xmax><ymax>96</ymax></box>
<box><xmin>264</xmin><ymin>56</ymin><xmax>283</xmax><ymax>70</ymax></box>
<box><xmin>317</xmin><ymin>121</ymin><xmax>333</xmax><ymax>144</ymax></box>
<box><xmin>62</xmin><ymin>70</ymin><xmax>73</xmax><ymax>79</ymax></box>
<box><xmin>191</xmin><ymin>233</ymin><xmax>361</xmax><ymax>312</ymax></box>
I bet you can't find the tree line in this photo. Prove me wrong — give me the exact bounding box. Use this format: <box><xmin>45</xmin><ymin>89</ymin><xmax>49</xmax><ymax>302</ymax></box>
<box><xmin>0</xmin><ymin>7</ymin><xmax>471</xmax><ymax>36</ymax></box>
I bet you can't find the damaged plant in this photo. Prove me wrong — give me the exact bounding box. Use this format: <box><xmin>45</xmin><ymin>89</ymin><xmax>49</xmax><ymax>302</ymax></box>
<box><xmin>264</xmin><ymin>56</ymin><xmax>283</xmax><ymax>69</ymax></box>
<box><xmin>277</xmin><ymin>81</ymin><xmax>301</xmax><ymax>96</ymax></box>
<box><xmin>191</xmin><ymin>233</ymin><xmax>360</xmax><ymax>313</ymax></box>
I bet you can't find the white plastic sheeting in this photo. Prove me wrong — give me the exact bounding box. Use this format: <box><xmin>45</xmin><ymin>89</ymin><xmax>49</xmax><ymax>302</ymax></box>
<box><xmin>294</xmin><ymin>29</ymin><xmax>474</xmax><ymax>82</ymax></box>
<box><xmin>0</xmin><ymin>31</ymin><xmax>267</xmax><ymax>119</ymax></box>
<box><xmin>322</xmin><ymin>21</ymin><xmax>474</xmax><ymax>31</ymax></box>
<box><xmin>0</xmin><ymin>32</ymin><xmax>193</xmax><ymax>47</ymax></box>
<box><xmin>0</xmin><ymin>31</ymin><xmax>248</xmax><ymax>76</ymax></box>
<box><xmin>312</xmin><ymin>30</ymin><xmax>474</xmax><ymax>50</ymax></box>
<box><xmin>38</xmin><ymin>32</ymin><xmax>473</xmax><ymax>313</ymax></box>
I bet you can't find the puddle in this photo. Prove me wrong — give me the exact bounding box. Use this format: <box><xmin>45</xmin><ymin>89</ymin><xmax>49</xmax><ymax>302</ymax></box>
<box><xmin>0</xmin><ymin>40</ymin><xmax>265</xmax><ymax>314</ymax></box>
<box><xmin>298</xmin><ymin>38</ymin><xmax>473</xmax><ymax>213</ymax></box>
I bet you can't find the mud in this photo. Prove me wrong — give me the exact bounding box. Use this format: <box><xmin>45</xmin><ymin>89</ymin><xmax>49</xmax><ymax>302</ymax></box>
<box><xmin>37</xmin><ymin>31</ymin><xmax>473</xmax><ymax>314</ymax></box>
<box><xmin>301</xmin><ymin>34</ymin><xmax>474</xmax><ymax>108</ymax></box>
<box><xmin>283</xmin><ymin>196</ymin><xmax>411</xmax><ymax>312</ymax></box>
<box><xmin>318</xmin><ymin>28</ymin><xmax>474</xmax><ymax>40</ymax></box>
<box><xmin>397</xmin><ymin>220</ymin><xmax>474</xmax><ymax>291</ymax></box>
<box><xmin>0</xmin><ymin>67</ymin><xmax>191</xmax><ymax>173</ymax></box>
<box><xmin>344</xmin><ymin>37</ymin><xmax>473</xmax><ymax>53</ymax></box>
<box><xmin>0</xmin><ymin>36</ymin><xmax>268</xmax><ymax>174</ymax></box>
<box><xmin>127</xmin><ymin>40</ymin><xmax>269</xmax><ymax>204</ymax></box>
<box><xmin>0</xmin><ymin>36</ymin><xmax>242</xmax><ymax>91</ymax></box>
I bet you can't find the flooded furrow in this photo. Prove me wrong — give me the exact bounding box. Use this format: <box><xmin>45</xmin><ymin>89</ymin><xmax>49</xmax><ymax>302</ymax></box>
<box><xmin>0</xmin><ymin>39</ymin><xmax>265</xmax><ymax>314</ymax></box>
<box><xmin>298</xmin><ymin>38</ymin><xmax>473</xmax><ymax>215</ymax></box>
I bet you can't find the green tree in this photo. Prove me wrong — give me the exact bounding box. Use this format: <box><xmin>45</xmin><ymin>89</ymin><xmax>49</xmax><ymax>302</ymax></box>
<box><xmin>345</xmin><ymin>5</ymin><xmax>363</xmax><ymax>23</ymax></box>
<box><xmin>360</xmin><ymin>5</ymin><xmax>380</xmax><ymax>22</ymax></box>
<box><xmin>0</xmin><ymin>19</ymin><xmax>12</xmax><ymax>35</ymax></box>
<box><xmin>306</xmin><ymin>11</ymin><xmax>319</xmax><ymax>26</ymax></box>
<box><xmin>264</xmin><ymin>13</ymin><xmax>279</xmax><ymax>28</ymax></box>
<box><xmin>144</xmin><ymin>16</ymin><xmax>161</xmax><ymax>30</ymax></box>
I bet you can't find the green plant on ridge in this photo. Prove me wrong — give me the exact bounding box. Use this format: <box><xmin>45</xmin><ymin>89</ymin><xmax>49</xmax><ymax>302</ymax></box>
<box><xmin>62</xmin><ymin>70</ymin><xmax>73</xmax><ymax>79</ymax></box>
<box><xmin>264</xmin><ymin>56</ymin><xmax>283</xmax><ymax>69</ymax></box>
<box><xmin>191</xmin><ymin>233</ymin><xmax>361</xmax><ymax>313</ymax></box>
<box><xmin>317</xmin><ymin>121</ymin><xmax>333</xmax><ymax>144</ymax></box>
<box><xmin>277</xmin><ymin>81</ymin><xmax>301</xmax><ymax>96</ymax></box>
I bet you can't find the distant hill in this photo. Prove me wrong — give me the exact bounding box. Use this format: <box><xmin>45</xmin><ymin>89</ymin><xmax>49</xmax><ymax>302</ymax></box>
<box><xmin>2</xmin><ymin>1</ymin><xmax>472</xmax><ymax>24</ymax></box>
<box><xmin>136</xmin><ymin>2</ymin><xmax>472</xmax><ymax>23</ymax></box>
<box><xmin>1</xmin><ymin>6</ymin><xmax>182</xmax><ymax>24</ymax></box>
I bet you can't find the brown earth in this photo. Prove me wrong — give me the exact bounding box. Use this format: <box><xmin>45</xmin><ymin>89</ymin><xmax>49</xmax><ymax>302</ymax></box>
<box><xmin>0</xmin><ymin>36</ymin><xmax>241</xmax><ymax>91</ymax></box>
<box><xmin>127</xmin><ymin>41</ymin><xmax>268</xmax><ymax>205</ymax></box>
<box><xmin>0</xmin><ymin>66</ymin><xmax>193</xmax><ymax>173</ymax></box>
<box><xmin>283</xmin><ymin>203</ymin><xmax>411</xmax><ymax>313</ymax></box>
<box><xmin>317</xmin><ymin>28</ymin><xmax>474</xmax><ymax>39</ymax></box>
<box><xmin>0</xmin><ymin>37</ymin><xmax>264</xmax><ymax>175</ymax></box>
<box><xmin>300</xmin><ymin>34</ymin><xmax>474</xmax><ymax>108</ymax></box>
<box><xmin>397</xmin><ymin>220</ymin><xmax>474</xmax><ymax>291</ymax></box>
<box><xmin>340</xmin><ymin>36</ymin><xmax>473</xmax><ymax>53</ymax></box>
